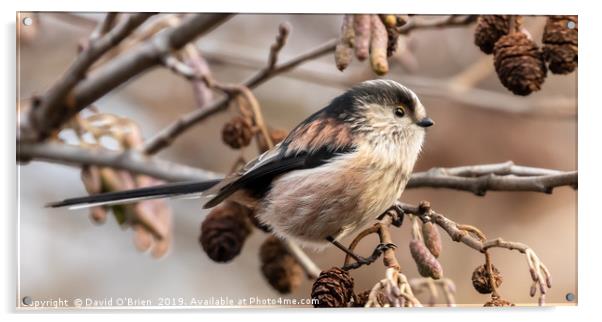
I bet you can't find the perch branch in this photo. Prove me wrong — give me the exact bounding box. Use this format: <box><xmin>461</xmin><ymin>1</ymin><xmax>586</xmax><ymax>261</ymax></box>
<box><xmin>344</xmin><ymin>210</ymin><xmax>421</xmax><ymax>307</ymax></box>
<box><xmin>18</xmin><ymin>141</ymin><xmax>322</xmax><ymax>282</ymax></box>
<box><xmin>399</xmin><ymin>200</ymin><xmax>552</xmax><ymax>305</ymax></box>
<box><xmin>19</xmin><ymin>145</ymin><xmax>578</xmax><ymax>197</ymax></box>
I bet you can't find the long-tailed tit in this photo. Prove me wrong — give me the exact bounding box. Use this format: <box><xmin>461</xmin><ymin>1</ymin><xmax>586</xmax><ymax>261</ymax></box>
<box><xmin>49</xmin><ymin>79</ymin><xmax>434</xmax><ymax>267</ymax></box>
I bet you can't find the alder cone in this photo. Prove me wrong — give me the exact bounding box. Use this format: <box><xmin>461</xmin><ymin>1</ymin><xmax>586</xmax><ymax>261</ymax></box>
<box><xmin>474</xmin><ymin>15</ymin><xmax>513</xmax><ymax>54</ymax></box>
<box><xmin>542</xmin><ymin>15</ymin><xmax>578</xmax><ymax>74</ymax></box>
<box><xmin>199</xmin><ymin>202</ymin><xmax>252</xmax><ymax>263</ymax></box>
<box><xmin>259</xmin><ymin>236</ymin><xmax>303</xmax><ymax>294</ymax></box>
<box><xmin>311</xmin><ymin>267</ymin><xmax>354</xmax><ymax>307</ymax></box>
<box><xmin>472</xmin><ymin>264</ymin><xmax>503</xmax><ymax>294</ymax></box>
<box><xmin>221</xmin><ymin>116</ymin><xmax>254</xmax><ymax>149</ymax></box>
<box><xmin>493</xmin><ymin>32</ymin><xmax>547</xmax><ymax>96</ymax></box>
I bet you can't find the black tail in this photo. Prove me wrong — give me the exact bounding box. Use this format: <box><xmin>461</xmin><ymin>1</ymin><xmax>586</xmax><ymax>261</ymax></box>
<box><xmin>47</xmin><ymin>179</ymin><xmax>222</xmax><ymax>209</ymax></box>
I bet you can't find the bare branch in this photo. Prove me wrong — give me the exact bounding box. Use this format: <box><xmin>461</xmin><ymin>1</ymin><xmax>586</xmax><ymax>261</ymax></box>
<box><xmin>19</xmin><ymin>143</ymin><xmax>578</xmax><ymax>198</ymax></box>
<box><xmin>399</xmin><ymin>15</ymin><xmax>477</xmax><ymax>34</ymax></box>
<box><xmin>199</xmin><ymin>43</ymin><xmax>576</xmax><ymax>119</ymax></box>
<box><xmin>18</xmin><ymin>142</ymin><xmax>220</xmax><ymax>182</ymax></box>
<box><xmin>90</xmin><ymin>13</ymin><xmax>119</xmax><ymax>40</ymax></box>
<box><xmin>21</xmin><ymin>13</ymin><xmax>155</xmax><ymax>142</ymax></box>
<box><xmin>21</xmin><ymin>13</ymin><xmax>233</xmax><ymax>143</ymax></box>
<box><xmin>399</xmin><ymin>201</ymin><xmax>552</xmax><ymax>305</ymax></box>
<box><xmin>142</xmin><ymin>37</ymin><xmax>337</xmax><ymax>155</ymax></box>
<box><xmin>409</xmin><ymin>278</ymin><xmax>457</xmax><ymax>307</ymax></box>
<box><xmin>408</xmin><ymin>162</ymin><xmax>577</xmax><ymax>195</ymax></box>
<box><xmin>281</xmin><ymin>239</ymin><xmax>322</xmax><ymax>279</ymax></box>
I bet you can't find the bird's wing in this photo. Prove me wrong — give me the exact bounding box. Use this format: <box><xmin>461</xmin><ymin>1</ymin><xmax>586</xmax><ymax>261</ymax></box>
<box><xmin>203</xmin><ymin>113</ymin><xmax>355</xmax><ymax>208</ymax></box>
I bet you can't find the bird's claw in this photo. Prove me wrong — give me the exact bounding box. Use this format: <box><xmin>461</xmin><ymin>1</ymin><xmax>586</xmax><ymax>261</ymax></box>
<box><xmin>342</xmin><ymin>243</ymin><xmax>397</xmax><ymax>271</ymax></box>
<box><xmin>377</xmin><ymin>204</ymin><xmax>405</xmax><ymax>227</ymax></box>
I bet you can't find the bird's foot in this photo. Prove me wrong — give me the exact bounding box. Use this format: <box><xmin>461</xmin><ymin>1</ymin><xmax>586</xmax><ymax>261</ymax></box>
<box><xmin>341</xmin><ymin>243</ymin><xmax>397</xmax><ymax>271</ymax></box>
<box><xmin>378</xmin><ymin>202</ymin><xmax>405</xmax><ymax>227</ymax></box>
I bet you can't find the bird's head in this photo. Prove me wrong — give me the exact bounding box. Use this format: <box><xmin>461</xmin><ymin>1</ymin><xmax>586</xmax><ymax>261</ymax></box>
<box><xmin>330</xmin><ymin>79</ymin><xmax>433</xmax><ymax>147</ymax></box>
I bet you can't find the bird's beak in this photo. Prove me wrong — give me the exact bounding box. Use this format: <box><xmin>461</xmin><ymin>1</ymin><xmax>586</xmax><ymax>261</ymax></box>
<box><xmin>416</xmin><ymin>117</ymin><xmax>434</xmax><ymax>128</ymax></box>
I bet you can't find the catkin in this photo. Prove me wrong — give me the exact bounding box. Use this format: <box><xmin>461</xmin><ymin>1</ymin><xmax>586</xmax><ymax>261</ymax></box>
<box><xmin>422</xmin><ymin>222</ymin><xmax>442</xmax><ymax>258</ymax></box>
<box><xmin>353</xmin><ymin>14</ymin><xmax>371</xmax><ymax>61</ymax></box>
<box><xmin>370</xmin><ymin>14</ymin><xmax>389</xmax><ymax>76</ymax></box>
<box><xmin>335</xmin><ymin>15</ymin><xmax>355</xmax><ymax>71</ymax></box>
<box><xmin>409</xmin><ymin>239</ymin><xmax>443</xmax><ymax>279</ymax></box>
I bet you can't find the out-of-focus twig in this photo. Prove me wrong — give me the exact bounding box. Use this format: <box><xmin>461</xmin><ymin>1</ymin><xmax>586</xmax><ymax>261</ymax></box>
<box><xmin>199</xmin><ymin>43</ymin><xmax>576</xmax><ymax>119</ymax></box>
<box><xmin>142</xmin><ymin>28</ymin><xmax>335</xmax><ymax>155</ymax></box>
<box><xmin>45</xmin><ymin>12</ymin><xmax>98</xmax><ymax>29</ymax></box>
<box><xmin>90</xmin><ymin>13</ymin><xmax>119</xmax><ymax>41</ymax></box>
<box><xmin>20</xmin><ymin>13</ymin><xmax>155</xmax><ymax>142</ymax></box>
<box><xmin>410</xmin><ymin>277</ymin><xmax>457</xmax><ymax>307</ymax></box>
<box><xmin>408</xmin><ymin>161</ymin><xmax>577</xmax><ymax>195</ymax></box>
<box><xmin>447</xmin><ymin>55</ymin><xmax>494</xmax><ymax>93</ymax></box>
<box><xmin>399</xmin><ymin>15</ymin><xmax>477</xmax><ymax>34</ymax></box>
<box><xmin>281</xmin><ymin>239</ymin><xmax>322</xmax><ymax>279</ymax></box>
<box><xmin>20</xmin><ymin>13</ymin><xmax>233</xmax><ymax>143</ymax></box>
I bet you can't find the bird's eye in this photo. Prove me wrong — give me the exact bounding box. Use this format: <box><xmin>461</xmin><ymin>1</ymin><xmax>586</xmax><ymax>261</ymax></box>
<box><xmin>394</xmin><ymin>107</ymin><xmax>405</xmax><ymax>118</ymax></box>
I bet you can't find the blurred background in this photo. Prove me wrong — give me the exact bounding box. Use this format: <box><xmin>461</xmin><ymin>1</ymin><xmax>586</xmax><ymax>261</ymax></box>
<box><xmin>17</xmin><ymin>13</ymin><xmax>576</xmax><ymax>307</ymax></box>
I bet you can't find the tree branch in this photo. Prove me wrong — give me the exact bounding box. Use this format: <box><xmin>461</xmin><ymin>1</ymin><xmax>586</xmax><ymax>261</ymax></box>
<box><xmin>19</xmin><ymin>143</ymin><xmax>578</xmax><ymax>197</ymax></box>
<box><xmin>142</xmin><ymin>37</ymin><xmax>337</xmax><ymax>155</ymax></box>
<box><xmin>399</xmin><ymin>201</ymin><xmax>552</xmax><ymax>305</ymax></box>
<box><xmin>408</xmin><ymin>161</ymin><xmax>577</xmax><ymax>195</ymax></box>
<box><xmin>22</xmin><ymin>13</ymin><xmax>155</xmax><ymax>142</ymax></box>
<box><xmin>281</xmin><ymin>239</ymin><xmax>322</xmax><ymax>279</ymax></box>
<box><xmin>22</xmin><ymin>13</ymin><xmax>233</xmax><ymax>143</ymax></box>
<box><xmin>17</xmin><ymin>142</ymin><xmax>221</xmax><ymax>182</ymax></box>
<box><xmin>399</xmin><ymin>15</ymin><xmax>477</xmax><ymax>34</ymax></box>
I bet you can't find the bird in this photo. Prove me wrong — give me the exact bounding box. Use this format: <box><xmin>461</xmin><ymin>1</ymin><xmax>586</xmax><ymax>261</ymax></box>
<box><xmin>48</xmin><ymin>79</ymin><xmax>434</xmax><ymax>268</ymax></box>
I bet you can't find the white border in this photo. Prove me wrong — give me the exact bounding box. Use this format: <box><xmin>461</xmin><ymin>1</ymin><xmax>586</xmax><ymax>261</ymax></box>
<box><xmin>3</xmin><ymin>1</ymin><xmax>599</xmax><ymax>322</ymax></box>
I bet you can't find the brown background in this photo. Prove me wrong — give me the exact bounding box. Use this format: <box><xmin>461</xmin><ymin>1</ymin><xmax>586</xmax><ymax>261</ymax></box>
<box><xmin>18</xmin><ymin>13</ymin><xmax>577</xmax><ymax>306</ymax></box>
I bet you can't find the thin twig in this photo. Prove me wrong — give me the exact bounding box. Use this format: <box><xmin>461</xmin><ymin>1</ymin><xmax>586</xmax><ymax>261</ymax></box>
<box><xmin>21</xmin><ymin>13</ymin><xmax>233</xmax><ymax>143</ymax></box>
<box><xmin>90</xmin><ymin>13</ymin><xmax>119</xmax><ymax>41</ymax></box>
<box><xmin>281</xmin><ymin>239</ymin><xmax>321</xmax><ymax>279</ymax></box>
<box><xmin>399</xmin><ymin>200</ymin><xmax>552</xmax><ymax>305</ymax></box>
<box><xmin>409</xmin><ymin>278</ymin><xmax>457</xmax><ymax>307</ymax></box>
<box><xmin>399</xmin><ymin>15</ymin><xmax>477</xmax><ymax>34</ymax></box>
<box><xmin>199</xmin><ymin>42</ymin><xmax>576</xmax><ymax>119</ymax></box>
<box><xmin>142</xmin><ymin>36</ymin><xmax>336</xmax><ymax>155</ymax></box>
<box><xmin>21</xmin><ymin>13</ymin><xmax>155</xmax><ymax>142</ymax></box>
